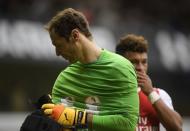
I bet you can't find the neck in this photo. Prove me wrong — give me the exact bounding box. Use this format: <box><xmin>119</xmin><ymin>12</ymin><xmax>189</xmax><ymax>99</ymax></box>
<box><xmin>79</xmin><ymin>36</ymin><xmax>102</xmax><ymax>64</ymax></box>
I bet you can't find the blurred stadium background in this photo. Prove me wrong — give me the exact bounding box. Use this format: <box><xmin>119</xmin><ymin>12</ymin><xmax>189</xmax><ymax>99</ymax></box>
<box><xmin>0</xmin><ymin>0</ymin><xmax>190</xmax><ymax>130</ymax></box>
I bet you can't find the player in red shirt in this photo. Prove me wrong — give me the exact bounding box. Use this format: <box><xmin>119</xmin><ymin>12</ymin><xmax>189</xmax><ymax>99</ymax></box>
<box><xmin>116</xmin><ymin>34</ymin><xmax>183</xmax><ymax>131</ymax></box>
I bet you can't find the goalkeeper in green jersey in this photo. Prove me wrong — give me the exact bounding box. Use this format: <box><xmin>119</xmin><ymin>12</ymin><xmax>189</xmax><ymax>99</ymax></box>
<box><xmin>42</xmin><ymin>8</ymin><xmax>139</xmax><ymax>131</ymax></box>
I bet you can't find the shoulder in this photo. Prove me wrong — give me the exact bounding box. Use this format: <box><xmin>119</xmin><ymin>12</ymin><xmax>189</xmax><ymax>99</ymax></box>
<box><xmin>104</xmin><ymin>50</ymin><xmax>134</xmax><ymax>68</ymax></box>
<box><xmin>105</xmin><ymin>50</ymin><xmax>137</xmax><ymax>77</ymax></box>
<box><xmin>156</xmin><ymin>88</ymin><xmax>174</xmax><ymax>110</ymax></box>
<box><xmin>157</xmin><ymin>88</ymin><xmax>171</xmax><ymax>100</ymax></box>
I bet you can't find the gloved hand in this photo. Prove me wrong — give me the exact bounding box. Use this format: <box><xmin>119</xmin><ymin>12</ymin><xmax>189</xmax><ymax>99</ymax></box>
<box><xmin>41</xmin><ymin>103</ymin><xmax>87</xmax><ymax>128</ymax></box>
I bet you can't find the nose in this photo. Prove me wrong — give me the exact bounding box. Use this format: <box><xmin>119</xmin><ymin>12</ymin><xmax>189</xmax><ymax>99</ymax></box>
<box><xmin>135</xmin><ymin>63</ymin><xmax>144</xmax><ymax>72</ymax></box>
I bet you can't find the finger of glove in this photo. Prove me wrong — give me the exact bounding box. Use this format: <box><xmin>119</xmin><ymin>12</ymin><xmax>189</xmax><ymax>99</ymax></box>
<box><xmin>51</xmin><ymin>105</ymin><xmax>65</xmax><ymax>120</ymax></box>
<box><xmin>41</xmin><ymin>103</ymin><xmax>55</xmax><ymax>109</ymax></box>
<box><xmin>44</xmin><ymin>109</ymin><xmax>53</xmax><ymax>115</ymax></box>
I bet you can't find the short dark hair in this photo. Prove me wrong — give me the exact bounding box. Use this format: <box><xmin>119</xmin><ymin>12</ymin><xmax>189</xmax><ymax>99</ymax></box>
<box><xmin>45</xmin><ymin>8</ymin><xmax>92</xmax><ymax>41</ymax></box>
<box><xmin>116</xmin><ymin>34</ymin><xmax>148</xmax><ymax>56</ymax></box>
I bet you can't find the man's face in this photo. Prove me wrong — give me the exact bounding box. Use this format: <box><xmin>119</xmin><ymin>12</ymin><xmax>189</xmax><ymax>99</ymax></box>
<box><xmin>50</xmin><ymin>32</ymin><xmax>78</xmax><ymax>63</ymax></box>
<box><xmin>124</xmin><ymin>51</ymin><xmax>148</xmax><ymax>73</ymax></box>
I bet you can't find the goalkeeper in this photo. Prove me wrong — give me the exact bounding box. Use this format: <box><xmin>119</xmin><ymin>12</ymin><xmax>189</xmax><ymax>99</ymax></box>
<box><xmin>42</xmin><ymin>8</ymin><xmax>139</xmax><ymax>131</ymax></box>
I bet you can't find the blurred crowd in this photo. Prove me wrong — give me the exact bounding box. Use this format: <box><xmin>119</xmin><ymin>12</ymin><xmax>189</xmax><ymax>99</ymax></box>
<box><xmin>1</xmin><ymin>0</ymin><xmax>190</xmax><ymax>35</ymax></box>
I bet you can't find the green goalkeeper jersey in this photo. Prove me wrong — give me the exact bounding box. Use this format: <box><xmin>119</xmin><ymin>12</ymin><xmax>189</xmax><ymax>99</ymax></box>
<box><xmin>52</xmin><ymin>49</ymin><xmax>139</xmax><ymax>131</ymax></box>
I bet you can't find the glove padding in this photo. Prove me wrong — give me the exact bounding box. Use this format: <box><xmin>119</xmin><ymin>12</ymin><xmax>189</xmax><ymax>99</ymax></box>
<box><xmin>41</xmin><ymin>103</ymin><xmax>87</xmax><ymax>128</ymax></box>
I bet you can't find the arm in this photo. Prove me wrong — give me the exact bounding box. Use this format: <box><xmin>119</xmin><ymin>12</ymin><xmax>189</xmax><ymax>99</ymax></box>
<box><xmin>87</xmin><ymin>113</ymin><xmax>137</xmax><ymax>131</ymax></box>
<box><xmin>42</xmin><ymin>104</ymin><xmax>137</xmax><ymax>131</ymax></box>
<box><xmin>153</xmin><ymin>98</ymin><xmax>182</xmax><ymax>131</ymax></box>
<box><xmin>137</xmin><ymin>71</ymin><xmax>183</xmax><ymax>131</ymax></box>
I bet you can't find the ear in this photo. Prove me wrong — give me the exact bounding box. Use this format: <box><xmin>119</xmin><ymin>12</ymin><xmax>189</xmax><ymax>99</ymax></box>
<box><xmin>71</xmin><ymin>29</ymin><xmax>79</xmax><ymax>41</ymax></box>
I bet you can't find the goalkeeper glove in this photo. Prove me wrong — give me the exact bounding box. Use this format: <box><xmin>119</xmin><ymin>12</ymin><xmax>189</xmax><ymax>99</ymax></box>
<box><xmin>41</xmin><ymin>103</ymin><xmax>87</xmax><ymax>128</ymax></box>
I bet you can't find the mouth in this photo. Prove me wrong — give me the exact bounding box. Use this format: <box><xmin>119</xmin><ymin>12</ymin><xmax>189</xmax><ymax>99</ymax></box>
<box><xmin>63</xmin><ymin>57</ymin><xmax>68</xmax><ymax>60</ymax></box>
<box><xmin>63</xmin><ymin>57</ymin><xmax>71</xmax><ymax>62</ymax></box>
<box><xmin>60</xmin><ymin>54</ymin><xmax>67</xmax><ymax>59</ymax></box>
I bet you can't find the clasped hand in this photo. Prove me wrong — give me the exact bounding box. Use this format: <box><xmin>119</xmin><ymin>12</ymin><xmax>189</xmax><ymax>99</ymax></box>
<box><xmin>41</xmin><ymin>103</ymin><xmax>87</xmax><ymax>128</ymax></box>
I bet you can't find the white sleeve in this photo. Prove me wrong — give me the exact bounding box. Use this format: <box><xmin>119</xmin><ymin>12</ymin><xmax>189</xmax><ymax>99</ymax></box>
<box><xmin>158</xmin><ymin>88</ymin><xmax>174</xmax><ymax>110</ymax></box>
